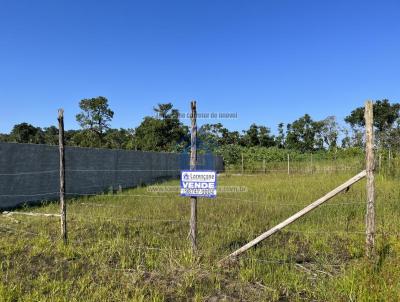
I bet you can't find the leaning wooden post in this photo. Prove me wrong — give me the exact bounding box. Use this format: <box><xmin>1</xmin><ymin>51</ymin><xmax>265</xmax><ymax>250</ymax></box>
<box><xmin>58</xmin><ymin>109</ymin><xmax>67</xmax><ymax>244</ymax></box>
<box><xmin>189</xmin><ymin>101</ymin><xmax>198</xmax><ymax>251</ymax></box>
<box><xmin>365</xmin><ymin>100</ymin><xmax>375</xmax><ymax>258</ymax></box>
<box><xmin>220</xmin><ymin>170</ymin><xmax>367</xmax><ymax>263</ymax></box>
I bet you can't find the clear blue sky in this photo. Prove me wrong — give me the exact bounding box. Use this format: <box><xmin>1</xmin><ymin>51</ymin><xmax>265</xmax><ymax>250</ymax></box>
<box><xmin>1</xmin><ymin>0</ymin><xmax>399</xmax><ymax>134</ymax></box>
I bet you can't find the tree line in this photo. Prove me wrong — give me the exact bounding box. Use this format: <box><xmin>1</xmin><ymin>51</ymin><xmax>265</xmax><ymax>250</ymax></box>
<box><xmin>1</xmin><ymin>97</ymin><xmax>399</xmax><ymax>154</ymax></box>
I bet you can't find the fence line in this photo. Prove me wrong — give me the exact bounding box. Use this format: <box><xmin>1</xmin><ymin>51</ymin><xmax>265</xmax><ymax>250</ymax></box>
<box><xmin>70</xmin><ymin>194</ymin><xmax>369</xmax><ymax>208</ymax></box>
<box><xmin>0</xmin><ymin>188</ymin><xmax>373</xmax><ymax>208</ymax></box>
<box><xmin>0</xmin><ymin>217</ymin><xmax>393</xmax><ymax>238</ymax></box>
<box><xmin>0</xmin><ymin>166</ymin><xmax>365</xmax><ymax>177</ymax></box>
<box><xmin>2</xmin><ymin>209</ymin><xmax>390</xmax><ymax>237</ymax></box>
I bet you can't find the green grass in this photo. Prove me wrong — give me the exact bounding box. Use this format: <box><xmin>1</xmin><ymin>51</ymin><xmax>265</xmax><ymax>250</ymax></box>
<box><xmin>1</xmin><ymin>171</ymin><xmax>399</xmax><ymax>301</ymax></box>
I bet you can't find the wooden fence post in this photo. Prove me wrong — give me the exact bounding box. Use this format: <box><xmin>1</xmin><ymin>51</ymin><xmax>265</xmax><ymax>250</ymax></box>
<box><xmin>241</xmin><ymin>153</ymin><xmax>244</xmax><ymax>174</ymax></box>
<box><xmin>263</xmin><ymin>158</ymin><xmax>266</xmax><ymax>174</ymax></box>
<box><xmin>58</xmin><ymin>109</ymin><xmax>67</xmax><ymax>244</ymax></box>
<box><xmin>365</xmin><ymin>101</ymin><xmax>375</xmax><ymax>258</ymax></box>
<box><xmin>287</xmin><ymin>154</ymin><xmax>290</xmax><ymax>175</ymax></box>
<box><xmin>189</xmin><ymin>101</ymin><xmax>197</xmax><ymax>251</ymax></box>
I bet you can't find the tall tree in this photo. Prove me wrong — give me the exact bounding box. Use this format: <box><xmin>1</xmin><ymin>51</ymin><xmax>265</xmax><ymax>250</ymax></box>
<box><xmin>134</xmin><ymin>103</ymin><xmax>188</xmax><ymax>152</ymax></box>
<box><xmin>286</xmin><ymin>114</ymin><xmax>323</xmax><ymax>152</ymax></box>
<box><xmin>320</xmin><ymin>116</ymin><xmax>339</xmax><ymax>150</ymax></box>
<box><xmin>76</xmin><ymin>96</ymin><xmax>114</xmax><ymax>143</ymax></box>
<box><xmin>258</xmin><ymin>126</ymin><xmax>275</xmax><ymax>147</ymax></box>
<box><xmin>276</xmin><ymin>123</ymin><xmax>285</xmax><ymax>148</ymax></box>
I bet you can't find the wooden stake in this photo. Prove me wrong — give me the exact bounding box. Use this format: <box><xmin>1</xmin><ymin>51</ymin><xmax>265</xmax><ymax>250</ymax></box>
<box><xmin>58</xmin><ymin>109</ymin><xmax>67</xmax><ymax>244</ymax></box>
<box><xmin>241</xmin><ymin>153</ymin><xmax>244</xmax><ymax>174</ymax></box>
<box><xmin>263</xmin><ymin>158</ymin><xmax>266</xmax><ymax>174</ymax></box>
<box><xmin>287</xmin><ymin>154</ymin><xmax>290</xmax><ymax>175</ymax></box>
<box><xmin>365</xmin><ymin>101</ymin><xmax>375</xmax><ymax>258</ymax></box>
<box><xmin>310</xmin><ymin>153</ymin><xmax>313</xmax><ymax>173</ymax></box>
<box><xmin>220</xmin><ymin>170</ymin><xmax>367</xmax><ymax>263</ymax></box>
<box><xmin>189</xmin><ymin>101</ymin><xmax>197</xmax><ymax>251</ymax></box>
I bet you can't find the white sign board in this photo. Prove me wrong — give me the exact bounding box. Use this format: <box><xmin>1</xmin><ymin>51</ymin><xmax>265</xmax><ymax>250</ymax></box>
<box><xmin>180</xmin><ymin>170</ymin><xmax>217</xmax><ymax>198</ymax></box>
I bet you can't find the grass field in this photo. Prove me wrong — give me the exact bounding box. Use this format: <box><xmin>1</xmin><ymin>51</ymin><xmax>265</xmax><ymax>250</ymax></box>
<box><xmin>0</xmin><ymin>171</ymin><xmax>399</xmax><ymax>301</ymax></box>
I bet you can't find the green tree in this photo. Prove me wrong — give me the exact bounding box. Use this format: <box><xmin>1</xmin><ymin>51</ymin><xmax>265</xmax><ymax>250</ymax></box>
<box><xmin>64</xmin><ymin>130</ymin><xmax>80</xmax><ymax>146</ymax></box>
<box><xmin>345</xmin><ymin>99</ymin><xmax>400</xmax><ymax>148</ymax></box>
<box><xmin>224</xmin><ymin>130</ymin><xmax>240</xmax><ymax>145</ymax></box>
<box><xmin>104</xmin><ymin>128</ymin><xmax>134</xmax><ymax>149</ymax></box>
<box><xmin>242</xmin><ymin>124</ymin><xmax>260</xmax><ymax>146</ymax></box>
<box><xmin>134</xmin><ymin>103</ymin><xmax>188</xmax><ymax>152</ymax></box>
<box><xmin>320</xmin><ymin>116</ymin><xmax>339</xmax><ymax>150</ymax></box>
<box><xmin>198</xmin><ymin>123</ymin><xmax>237</xmax><ymax>149</ymax></box>
<box><xmin>76</xmin><ymin>96</ymin><xmax>114</xmax><ymax>144</ymax></box>
<box><xmin>71</xmin><ymin>130</ymin><xmax>102</xmax><ymax>148</ymax></box>
<box><xmin>9</xmin><ymin>123</ymin><xmax>45</xmax><ymax>144</ymax></box>
<box><xmin>276</xmin><ymin>123</ymin><xmax>285</xmax><ymax>148</ymax></box>
<box><xmin>240</xmin><ymin>124</ymin><xmax>274</xmax><ymax>147</ymax></box>
<box><xmin>43</xmin><ymin>126</ymin><xmax>59</xmax><ymax>145</ymax></box>
<box><xmin>286</xmin><ymin>114</ymin><xmax>323</xmax><ymax>152</ymax></box>
<box><xmin>258</xmin><ymin>126</ymin><xmax>275</xmax><ymax>147</ymax></box>
<box><xmin>0</xmin><ymin>133</ymin><xmax>10</xmax><ymax>142</ymax></box>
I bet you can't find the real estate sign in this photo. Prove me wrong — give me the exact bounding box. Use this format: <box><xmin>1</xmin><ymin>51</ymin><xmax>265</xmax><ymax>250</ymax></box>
<box><xmin>180</xmin><ymin>170</ymin><xmax>217</xmax><ymax>198</ymax></box>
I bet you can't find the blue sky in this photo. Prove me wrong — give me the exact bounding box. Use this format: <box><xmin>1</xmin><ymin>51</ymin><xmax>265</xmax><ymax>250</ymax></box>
<box><xmin>1</xmin><ymin>0</ymin><xmax>399</xmax><ymax>134</ymax></box>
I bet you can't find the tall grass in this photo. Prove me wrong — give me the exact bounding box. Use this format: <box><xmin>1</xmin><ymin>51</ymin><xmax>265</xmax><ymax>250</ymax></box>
<box><xmin>0</xmin><ymin>171</ymin><xmax>399</xmax><ymax>301</ymax></box>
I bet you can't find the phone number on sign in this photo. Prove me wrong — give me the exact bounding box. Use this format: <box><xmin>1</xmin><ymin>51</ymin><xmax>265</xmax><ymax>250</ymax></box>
<box><xmin>181</xmin><ymin>188</ymin><xmax>216</xmax><ymax>195</ymax></box>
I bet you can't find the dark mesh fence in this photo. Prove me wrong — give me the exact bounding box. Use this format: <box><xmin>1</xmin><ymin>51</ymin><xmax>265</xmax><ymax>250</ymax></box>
<box><xmin>0</xmin><ymin>142</ymin><xmax>224</xmax><ymax>209</ymax></box>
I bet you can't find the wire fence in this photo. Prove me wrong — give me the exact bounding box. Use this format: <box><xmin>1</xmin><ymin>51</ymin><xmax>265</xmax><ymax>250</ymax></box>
<box><xmin>1</xmin><ymin>159</ymin><xmax>396</xmax><ymax>271</ymax></box>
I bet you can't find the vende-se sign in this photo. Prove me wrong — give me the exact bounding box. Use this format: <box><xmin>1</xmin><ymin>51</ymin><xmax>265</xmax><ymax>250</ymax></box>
<box><xmin>180</xmin><ymin>170</ymin><xmax>217</xmax><ymax>198</ymax></box>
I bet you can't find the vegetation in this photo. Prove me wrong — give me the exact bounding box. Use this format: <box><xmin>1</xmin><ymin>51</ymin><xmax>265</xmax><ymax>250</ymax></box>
<box><xmin>345</xmin><ymin>100</ymin><xmax>400</xmax><ymax>149</ymax></box>
<box><xmin>0</xmin><ymin>170</ymin><xmax>399</xmax><ymax>301</ymax></box>
<box><xmin>1</xmin><ymin>98</ymin><xmax>399</xmax><ymax>162</ymax></box>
